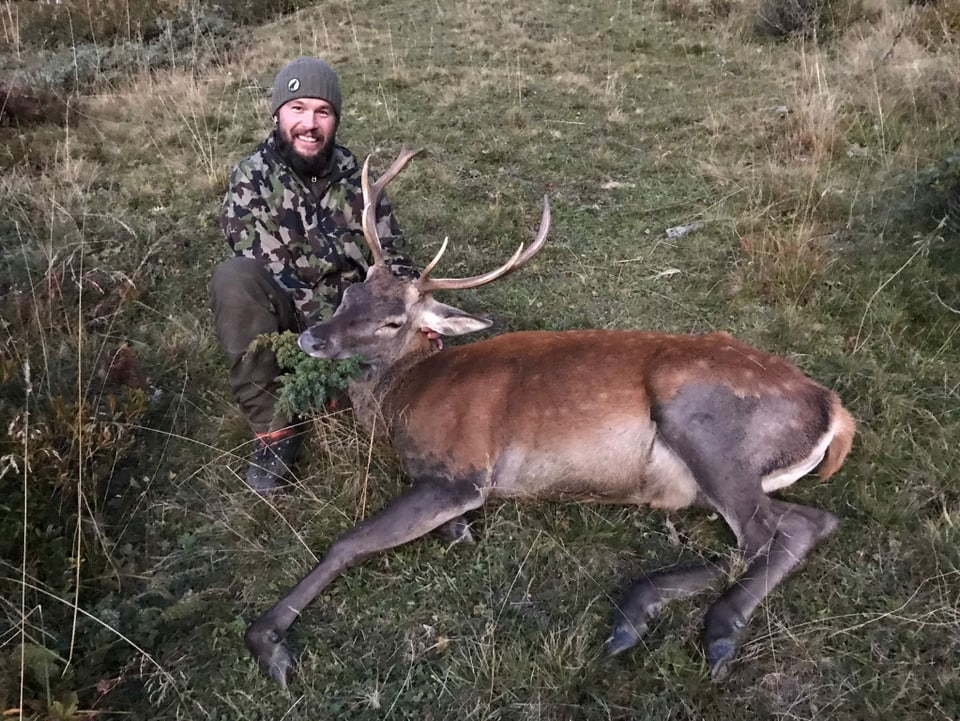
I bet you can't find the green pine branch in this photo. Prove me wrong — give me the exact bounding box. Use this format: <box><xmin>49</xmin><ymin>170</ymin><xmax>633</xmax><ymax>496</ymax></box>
<box><xmin>251</xmin><ymin>331</ymin><xmax>363</xmax><ymax>417</ymax></box>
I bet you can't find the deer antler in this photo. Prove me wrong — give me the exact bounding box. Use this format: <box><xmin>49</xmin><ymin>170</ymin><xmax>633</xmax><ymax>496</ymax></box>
<box><xmin>360</xmin><ymin>146</ymin><xmax>423</xmax><ymax>267</ymax></box>
<box><xmin>417</xmin><ymin>196</ymin><xmax>550</xmax><ymax>293</ymax></box>
<box><xmin>360</xmin><ymin>147</ymin><xmax>551</xmax><ymax>292</ymax></box>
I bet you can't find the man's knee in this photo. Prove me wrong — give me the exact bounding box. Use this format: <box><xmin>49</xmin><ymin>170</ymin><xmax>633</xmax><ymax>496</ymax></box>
<box><xmin>209</xmin><ymin>256</ymin><xmax>300</xmax><ymax>358</ymax></box>
<box><xmin>209</xmin><ymin>256</ymin><xmax>274</xmax><ymax>302</ymax></box>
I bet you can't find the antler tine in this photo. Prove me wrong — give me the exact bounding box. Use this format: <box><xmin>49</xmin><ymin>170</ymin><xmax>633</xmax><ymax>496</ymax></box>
<box><xmin>360</xmin><ymin>155</ymin><xmax>384</xmax><ymax>266</ymax></box>
<box><xmin>360</xmin><ymin>146</ymin><xmax>423</xmax><ymax>268</ymax></box>
<box><xmin>418</xmin><ymin>242</ymin><xmax>526</xmax><ymax>294</ymax></box>
<box><xmin>513</xmin><ymin>195</ymin><xmax>550</xmax><ymax>267</ymax></box>
<box><xmin>420</xmin><ymin>236</ymin><xmax>449</xmax><ymax>281</ymax></box>
<box><xmin>417</xmin><ymin>195</ymin><xmax>551</xmax><ymax>294</ymax></box>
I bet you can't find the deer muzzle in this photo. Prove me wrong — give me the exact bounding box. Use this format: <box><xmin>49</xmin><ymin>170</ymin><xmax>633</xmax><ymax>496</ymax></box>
<box><xmin>297</xmin><ymin>328</ymin><xmax>330</xmax><ymax>358</ymax></box>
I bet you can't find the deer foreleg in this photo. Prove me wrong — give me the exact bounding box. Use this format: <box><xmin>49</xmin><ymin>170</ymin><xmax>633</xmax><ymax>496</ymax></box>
<box><xmin>245</xmin><ymin>478</ymin><xmax>486</xmax><ymax>685</ymax></box>
<box><xmin>702</xmin><ymin>499</ymin><xmax>838</xmax><ymax>681</ymax></box>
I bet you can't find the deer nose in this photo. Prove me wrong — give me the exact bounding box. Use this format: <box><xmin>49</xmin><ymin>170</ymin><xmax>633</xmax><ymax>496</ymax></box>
<box><xmin>297</xmin><ymin>330</ymin><xmax>325</xmax><ymax>354</ymax></box>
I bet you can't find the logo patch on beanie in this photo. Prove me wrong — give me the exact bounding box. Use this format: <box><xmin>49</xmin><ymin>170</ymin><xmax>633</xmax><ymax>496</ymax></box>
<box><xmin>287</xmin><ymin>78</ymin><xmax>301</xmax><ymax>92</ymax></box>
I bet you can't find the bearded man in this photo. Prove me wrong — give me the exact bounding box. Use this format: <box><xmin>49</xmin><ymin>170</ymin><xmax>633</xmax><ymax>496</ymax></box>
<box><xmin>210</xmin><ymin>57</ymin><xmax>418</xmax><ymax>493</ymax></box>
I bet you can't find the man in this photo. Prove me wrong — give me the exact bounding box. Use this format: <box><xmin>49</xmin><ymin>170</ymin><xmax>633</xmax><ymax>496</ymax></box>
<box><xmin>210</xmin><ymin>56</ymin><xmax>417</xmax><ymax>493</ymax></box>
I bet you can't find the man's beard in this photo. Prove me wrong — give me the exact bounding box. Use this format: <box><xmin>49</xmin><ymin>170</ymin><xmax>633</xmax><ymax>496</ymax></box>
<box><xmin>274</xmin><ymin>127</ymin><xmax>335</xmax><ymax>178</ymax></box>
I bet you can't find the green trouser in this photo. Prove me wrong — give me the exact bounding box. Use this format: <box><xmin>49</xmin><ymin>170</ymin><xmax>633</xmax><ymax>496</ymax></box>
<box><xmin>209</xmin><ymin>256</ymin><xmax>303</xmax><ymax>435</ymax></box>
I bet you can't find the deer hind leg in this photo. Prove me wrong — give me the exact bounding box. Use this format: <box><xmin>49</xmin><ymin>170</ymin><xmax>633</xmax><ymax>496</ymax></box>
<box><xmin>607</xmin><ymin>562</ymin><xmax>724</xmax><ymax>655</ymax></box>
<box><xmin>245</xmin><ymin>477</ymin><xmax>486</xmax><ymax>686</ymax></box>
<box><xmin>605</xmin><ymin>489</ymin><xmax>767</xmax><ymax>657</ymax></box>
<box><xmin>628</xmin><ymin>383</ymin><xmax>839</xmax><ymax>678</ymax></box>
<box><xmin>703</xmin><ymin>497</ymin><xmax>838</xmax><ymax>681</ymax></box>
<box><xmin>605</xmin><ymin>491</ymin><xmax>781</xmax><ymax>658</ymax></box>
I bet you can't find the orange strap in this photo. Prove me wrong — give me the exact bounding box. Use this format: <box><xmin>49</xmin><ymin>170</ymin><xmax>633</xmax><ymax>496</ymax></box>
<box><xmin>255</xmin><ymin>427</ymin><xmax>296</xmax><ymax>442</ymax></box>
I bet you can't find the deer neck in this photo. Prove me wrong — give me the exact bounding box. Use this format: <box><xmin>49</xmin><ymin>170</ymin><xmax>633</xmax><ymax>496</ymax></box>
<box><xmin>346</xmin><ymin>339</ymin><xmax>441</xmax><ymax>438</ymax></box>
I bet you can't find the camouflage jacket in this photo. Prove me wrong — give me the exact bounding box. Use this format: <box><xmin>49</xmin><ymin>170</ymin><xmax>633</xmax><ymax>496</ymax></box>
<box><xmin>220</xmin><ymin>134</ymin><xmax>417</xmax><ymax>321</ymax></box>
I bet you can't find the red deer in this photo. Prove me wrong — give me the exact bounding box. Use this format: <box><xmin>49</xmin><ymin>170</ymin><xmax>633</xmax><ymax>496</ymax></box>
<box><xmin>244</xmin><ymin>147</ymin><xmax>856</xmax><ymax>687</ymax></box>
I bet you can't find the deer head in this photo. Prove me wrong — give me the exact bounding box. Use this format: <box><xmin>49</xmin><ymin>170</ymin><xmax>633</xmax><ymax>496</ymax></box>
<box><xmin>297</xmin><ymin>147</ymin><xmax>551</xmax><ymax>372</ymax></box>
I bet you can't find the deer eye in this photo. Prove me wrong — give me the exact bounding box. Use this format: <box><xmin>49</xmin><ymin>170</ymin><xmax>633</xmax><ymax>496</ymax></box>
<box><xmin>378</xmin><ymin>320</ymin><xmax>404</xmax><ymax>332</ymax></box>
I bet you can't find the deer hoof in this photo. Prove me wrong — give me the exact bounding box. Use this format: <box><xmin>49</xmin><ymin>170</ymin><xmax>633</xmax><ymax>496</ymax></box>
<box><xmin>245</xmin><ymin>621</ymin><xmax>297</xmax><ymax>687</ymax></box>
<box><xmin>605</xmin><ymin>617</ymin><xmax>648</xmax><ymax>656</ymax></box>
<box><xmin>606</xmin><ymin>580</ymin><xmax>662</xmax><ymax>656</ymax></box>
<box><xmin>705</xmin><ymin>637</ymin><xmax>737</xmax><ymax>682</ymax></box>
<box><xmin>703</xmin><ymin>602</ymin><xmax>746</xmax><ymax>682</ymax></box>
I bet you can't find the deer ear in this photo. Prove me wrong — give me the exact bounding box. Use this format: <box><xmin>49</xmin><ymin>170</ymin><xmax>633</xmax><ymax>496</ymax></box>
<box><xmin>421</xmin><ymin>301</ymin><xmax>493</xmax><ymax>336</ymax></box>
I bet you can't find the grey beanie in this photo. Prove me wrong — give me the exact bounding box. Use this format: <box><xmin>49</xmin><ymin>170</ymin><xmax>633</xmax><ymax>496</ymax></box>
<box><xmin>270</xmin><ymin>57</ymin><xmax>342</xmax><ymax>117</ymax></box>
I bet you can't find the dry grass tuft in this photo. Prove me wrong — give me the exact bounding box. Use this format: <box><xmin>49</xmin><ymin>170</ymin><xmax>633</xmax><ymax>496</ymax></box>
<box><xmin>736</xmin><ymin>221</ymin><xmax>832</xmax><ymax>304</ymax></box>
<box><xmin>771</xmin><ymin>60</ymin><xmax>846</xmax><ymax>164</ymax></box>
<box><xmin>841</xmin><ymin>6</ymin><xmax>960</xmax><ymax>127</ymax></box>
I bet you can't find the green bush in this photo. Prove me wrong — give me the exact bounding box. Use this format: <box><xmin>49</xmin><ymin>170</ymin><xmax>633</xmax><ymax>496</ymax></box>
<box><xmin>251</xmin><ymin>331</ymin><xmax>363</xmax><ymax>419</ymax></box>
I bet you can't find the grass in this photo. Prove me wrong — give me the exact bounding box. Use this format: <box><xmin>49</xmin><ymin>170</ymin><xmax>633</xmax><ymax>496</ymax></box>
<box><xmin>1</xmin><ymin>0</ymin><xmax>959</xmax><ymax>719</ymax></box>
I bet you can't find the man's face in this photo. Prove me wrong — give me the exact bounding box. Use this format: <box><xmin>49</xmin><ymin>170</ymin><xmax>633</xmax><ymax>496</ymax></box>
<box><xmin>275</xmin><ymin>97</ymin><xmax>338</xmax><ymax>161</ymax></box>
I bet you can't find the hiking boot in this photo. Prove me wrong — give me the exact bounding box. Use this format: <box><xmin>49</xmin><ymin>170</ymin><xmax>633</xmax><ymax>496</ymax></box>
<box><xmin>246</xmin><ymin>430</ymin><xmax>303</xmax><ymax>493</ymax></box>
